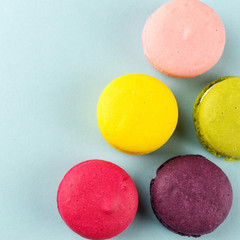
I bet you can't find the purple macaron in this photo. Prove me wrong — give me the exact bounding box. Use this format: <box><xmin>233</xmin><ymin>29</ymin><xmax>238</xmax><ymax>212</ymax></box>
<box><xmin>150</xmin><ymin>155</ymin><xmax>233</xmax><ymax>237</ymax></box>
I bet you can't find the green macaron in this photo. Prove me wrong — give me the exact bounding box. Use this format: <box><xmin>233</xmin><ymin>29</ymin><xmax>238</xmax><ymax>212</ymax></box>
<box><xmin>193</xmin><ymin>76</ymin><xmax>240</xmax><ymax>160</ymax></box>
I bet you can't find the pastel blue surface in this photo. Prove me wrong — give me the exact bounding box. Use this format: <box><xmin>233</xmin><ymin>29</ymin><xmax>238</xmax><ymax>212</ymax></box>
<box><xmin>0</xmin><ymin>0</ymin><xmax>240</xmax><ymax>239</ymax></box>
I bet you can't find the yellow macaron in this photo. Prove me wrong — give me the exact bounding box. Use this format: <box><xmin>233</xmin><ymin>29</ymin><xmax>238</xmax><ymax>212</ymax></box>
<box><xmin>97</xmin><ymin>74</ymin><xmax>178</xmax><ymax>155</ymax></box>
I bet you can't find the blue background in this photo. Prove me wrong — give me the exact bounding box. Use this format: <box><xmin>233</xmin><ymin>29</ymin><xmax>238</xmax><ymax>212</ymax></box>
<box><xmin>0</xmin><ymin>0</ymin><xmax>240</xmax><ymax>239</ymax></box>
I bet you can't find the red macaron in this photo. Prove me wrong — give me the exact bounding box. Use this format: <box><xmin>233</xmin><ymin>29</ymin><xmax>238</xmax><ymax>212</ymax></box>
<box><xmin>57</xmin><ymin>159</ymin><xmax>138</xmax><ymax>239</ymax></box>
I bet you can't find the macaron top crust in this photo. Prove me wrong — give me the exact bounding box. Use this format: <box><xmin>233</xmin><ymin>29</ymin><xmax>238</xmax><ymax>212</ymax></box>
<box><xmin>150</xmin><ymin>155</ymin><xmax>233</xmax><ymax>237</ymax></box>
<box><xmin>57</xmin><ymin>160</ymin><xmax>138</xmax><ymax>240</ymax></box>
<box><xmin>193</xmin><ymin>76</ymin><xmax>240</xmax><ymax>160</ymax></box>
<box><xmin>97</xmin><ymin>74</ymin><xmax>178</xmax><ymax>155</ymax></box>
<box><xmin>142</xmin><ymin>0</ymin><xmax>225</xmax><ymax>78</ymax></box>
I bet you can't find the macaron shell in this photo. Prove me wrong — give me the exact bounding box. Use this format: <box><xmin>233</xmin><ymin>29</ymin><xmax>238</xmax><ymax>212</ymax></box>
<box><xmin>142</xmin><ymin>0</ymin><xmax>225</xmax><ymax>78</ymax></box>
<box><xmin>57</xmin><ymin>160</ymin><xmax>138</xmax><ymax>240</ymax></box>
<box><xmin>97</xmin><ymin>74</ymin><xmax>178</xmax><ymax>155</ymax></box>
<box><xmin>193</xmin><ymin>76</ymin><xmax>240</xmax><ymax>160</ymax></box>
<box><xmin>150</xmin><ymin>155</ymin><xmax>233</xmax><ymax>237</ymax></box>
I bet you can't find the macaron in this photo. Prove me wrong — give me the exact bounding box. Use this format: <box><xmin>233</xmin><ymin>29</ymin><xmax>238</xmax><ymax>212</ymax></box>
<box><xmin>150</xmin><ymin>155</ymin><xmax>233</xmax><ymax>237</ymax></box>
<box><xmin>57</xmin><ymin>160</ymin><xmax>138</xmax><ymax>240</ymax></box>
<box><xmin>142</xmin><ymin>0</ymin><xmax>225</xmax><ymax>78</ymax></box>
<box><xmin>97</xmin><ymin>74</ymin><xmax>178</xmax><ymax>155</ymax></box>
<box><xmin>193</xmin><ymin>76</ymin><xmax>240</xmax><ymax>160</ymax></box>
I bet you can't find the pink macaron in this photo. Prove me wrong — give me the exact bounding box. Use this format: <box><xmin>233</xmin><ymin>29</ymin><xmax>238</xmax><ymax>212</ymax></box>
<box><xmin>57</xmin><ymin>160</ymin><xmax>138</xmax><ymax>239</ymax></box>
<box><xmin>142</xmin><ymin>0</ymin><xmax>225</xmax><ymax>78</ymax></box>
